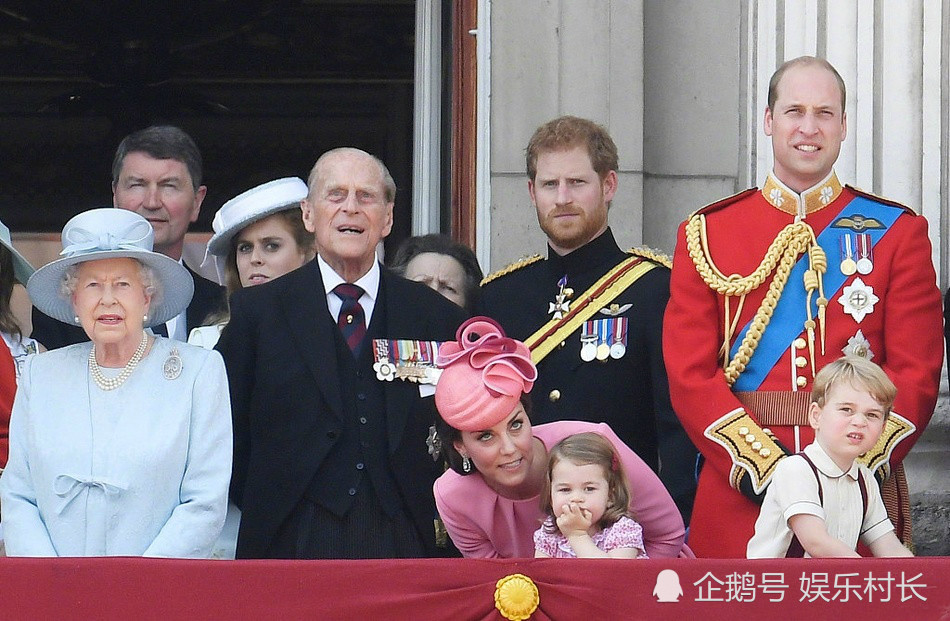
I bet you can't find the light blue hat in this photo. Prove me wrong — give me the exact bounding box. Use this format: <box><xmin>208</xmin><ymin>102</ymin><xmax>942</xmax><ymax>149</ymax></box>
<box><xmin>0</xmin><ymin>218</ymin><xmax>35</xmax><ymax>285</ymax></box>
<box><xmin>26</xmin><ymin>208</ymin><xmax>194</xmax><ymax>327</ymax></box>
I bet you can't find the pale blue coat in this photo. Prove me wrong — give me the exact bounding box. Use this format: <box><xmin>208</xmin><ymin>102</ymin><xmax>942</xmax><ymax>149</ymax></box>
<box><xmin>0</xmin><ymin>337</ymin><xmax>231</xmax><ymax>557</ymax></box>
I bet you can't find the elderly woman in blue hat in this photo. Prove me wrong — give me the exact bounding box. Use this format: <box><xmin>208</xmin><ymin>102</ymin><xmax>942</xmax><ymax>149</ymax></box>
<box><xmin>188</xmin><ymin>177</ymin><xmax>314</xmax><ymax>349</ymax></box>
<box><xmin>0</xmin><ymin>208</ymin><xmax>231</xmax><ymax>557</ymax></box>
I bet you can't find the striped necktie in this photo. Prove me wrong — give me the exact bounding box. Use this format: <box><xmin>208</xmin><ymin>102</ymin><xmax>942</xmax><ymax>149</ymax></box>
<box><xmin>333</xmin><ymin>283</ymin><xmax>366</xmax><ymax>355</ymax></box>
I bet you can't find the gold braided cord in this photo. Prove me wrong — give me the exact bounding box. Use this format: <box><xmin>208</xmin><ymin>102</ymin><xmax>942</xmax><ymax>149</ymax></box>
<box><xmin>723</xmin><ymin>234</ymin><xmax>808</xmax><ymax>383</ymax></box>
<box><xmin>810</xmin><ymin>244</ymin><xmax>829</xmax><ymax>355</ymax></box>
<box><xmin>685</xmin><ymin>214</ymin><xmax>823</xmax><ymax>385</ymax></box>
<box><xmin>687</xmin><ymin>215</ymin><xmax>815</xmax><ymax>296</ymax></box>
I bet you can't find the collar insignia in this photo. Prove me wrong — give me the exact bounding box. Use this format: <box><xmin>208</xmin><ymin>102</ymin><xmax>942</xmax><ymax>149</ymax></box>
<box><xmin>762</xmin><ymin>171</ymin><xmax>843</xmax><ymax>216</ymax></box>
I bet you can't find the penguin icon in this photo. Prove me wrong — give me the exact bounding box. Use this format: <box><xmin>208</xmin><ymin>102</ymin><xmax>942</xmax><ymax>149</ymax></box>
<box><xmin>653</xmin><ymin>569</ymin><xmax>683</xmax><ymax>603</ymax></box>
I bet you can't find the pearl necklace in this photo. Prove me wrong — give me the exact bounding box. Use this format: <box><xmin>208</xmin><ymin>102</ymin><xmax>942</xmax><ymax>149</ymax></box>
<box><xmin>88</xmin><ymin>332</ymin><xmax>149</xmax><ymax>391</ymax></box>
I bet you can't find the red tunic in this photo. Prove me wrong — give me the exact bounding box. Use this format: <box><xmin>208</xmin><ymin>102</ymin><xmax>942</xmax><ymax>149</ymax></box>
<box><xmin>1</xmin><ymin>337</ymin><xmax>16</xmax><ymax>467</ymax></box>
<box><xmin>664</xmin><ymin>172</ymin><xmax>942</xmax><ymax>558</ymax></box>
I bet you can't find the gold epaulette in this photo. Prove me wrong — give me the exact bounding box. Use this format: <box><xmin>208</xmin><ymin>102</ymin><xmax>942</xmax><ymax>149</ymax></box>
<box><xmin>846</xmin><ymin>185</ymin><xmax>918</xmax><ymax>215</ymax></box>
<box><xmin>627</xmin><ymin>246</ymin><xmax>672</xmax><ymax>269</ymax></box>
<box><xmin>480</xmin><ymin>254</ymin><xmax>543</xmax><ymax>286</ymax></box>
<box><xmin>688</xmin><ymin>188</ymin><xmax>758</xmax><ymax>220</ymax></box>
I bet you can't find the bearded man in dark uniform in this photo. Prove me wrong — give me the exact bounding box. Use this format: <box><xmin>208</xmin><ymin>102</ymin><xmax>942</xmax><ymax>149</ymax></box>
<box><xmin>479</xmin><ymin>116</ymin><xmax>696</xmax><ymax>524</ymax></box>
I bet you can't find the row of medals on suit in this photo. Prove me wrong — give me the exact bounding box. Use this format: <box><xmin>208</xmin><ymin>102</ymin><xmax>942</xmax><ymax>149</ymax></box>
<box><xmin>372</xmin><ymin>339</ymin><xmax>442</xmax><ymax>384</ymax></box>
<box><xmin>549</xmin><ymin>275</ymin><xmax>629</xmax><ymax>363</ymax></box>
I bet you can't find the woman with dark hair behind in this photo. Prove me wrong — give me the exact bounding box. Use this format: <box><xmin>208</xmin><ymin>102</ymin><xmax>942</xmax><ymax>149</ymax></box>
<box><xmin>390</xmin><ymin>234</ymin><xmax>482</xmax><ymax>313</ymax></box>
<box><xmin>0</xmin><ymin>219</ymin><xmax>40</xmax><ymax>471</ymax></box>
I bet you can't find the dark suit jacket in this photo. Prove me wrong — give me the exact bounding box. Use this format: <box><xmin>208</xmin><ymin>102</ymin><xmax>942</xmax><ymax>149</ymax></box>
<box><xmin>30</xmin><ymin>264</ymin><xmax>226</xmax><ymax>349</ymax></box>
<box><xmin>216</xmin><ymin>259</ymin><xmax>467</xmax><ymax>558</ymax></box>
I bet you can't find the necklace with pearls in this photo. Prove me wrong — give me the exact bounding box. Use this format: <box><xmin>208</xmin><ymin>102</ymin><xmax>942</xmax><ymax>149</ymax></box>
<box><xmin>88</xmin><ymin>332</ymin><xmax>149</xmax><ymax>391</ymax></box>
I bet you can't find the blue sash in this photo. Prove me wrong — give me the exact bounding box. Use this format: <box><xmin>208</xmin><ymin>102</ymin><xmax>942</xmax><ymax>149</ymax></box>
<box><xmin>731</xmin><ymin>196</ymin><xmax>902</xmax><ymax>391</ymax></box>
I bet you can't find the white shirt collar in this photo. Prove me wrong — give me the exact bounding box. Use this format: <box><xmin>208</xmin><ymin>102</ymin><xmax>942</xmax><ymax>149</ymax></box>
<box><xmin>803</xmin><ymin>441</ymin><xmax>861</xmax><ymax>481</ymax></box>
<box><xmin>317</xmin><ymin>255</ymin><xmax>380</xmax><ymax>300</ymax></box>
<box><xmin>317</xmin><ymin>255</ymin><xmax>380</xmax><ymax>326</ymax></box>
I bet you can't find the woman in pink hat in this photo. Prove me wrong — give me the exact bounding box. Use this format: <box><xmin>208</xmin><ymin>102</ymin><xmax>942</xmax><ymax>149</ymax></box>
<box><xmin>433</xmin><ymin>317</ymin><xmax>689</xmax><ymax>558</ymax></box>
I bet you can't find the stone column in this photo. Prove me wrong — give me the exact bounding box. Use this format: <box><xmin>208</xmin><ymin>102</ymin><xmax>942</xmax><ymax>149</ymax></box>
<box><xmin>487</xmin><ymin>0</ymin><xmax>645</xmax><ymax>269</ymax></box>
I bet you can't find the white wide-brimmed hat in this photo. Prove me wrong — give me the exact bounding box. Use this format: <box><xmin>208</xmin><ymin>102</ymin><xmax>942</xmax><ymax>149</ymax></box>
<box><xmin>27</xmin><ymin>208</ymin><xmax>194</xmax><ymax>328</ymax></box>
<box><xmin>0</xmin><ymin>218</ymin><xmax>35</xmax><ymax>285</ymax></box>
<box><xmin>203</xmin><ymin>177</ymin><xmax>309</xmax><ymax>283</ymax></box>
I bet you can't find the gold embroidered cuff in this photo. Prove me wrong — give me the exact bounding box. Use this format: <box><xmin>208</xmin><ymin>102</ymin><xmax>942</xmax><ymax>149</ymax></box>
<box><xmin>857</xmin><ymin>411</ymin><xmax>915</xmax><ymax>473</ymax></box>
<box><xmin>705</xmin><ymin>410</ymin><xmax>786</xmax><ymax>494</ymax></box>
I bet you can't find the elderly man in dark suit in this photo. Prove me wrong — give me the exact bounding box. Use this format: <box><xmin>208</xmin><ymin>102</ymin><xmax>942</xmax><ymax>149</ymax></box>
<box><xmin>30</xmin><ymin>125</ymin><xmax>225</xmax><ymax>348</ymax></box>
<box><xmin>217</xmin><ymin>147</ymin><xmax>467</xmax><ymax>559</ymax></box>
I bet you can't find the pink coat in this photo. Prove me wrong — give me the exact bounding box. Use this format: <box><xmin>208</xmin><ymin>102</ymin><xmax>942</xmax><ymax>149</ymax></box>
<box><xmin>434</xmin><ymin>420</ymin><xmax>688</xmax><ymax>558</ymax></box>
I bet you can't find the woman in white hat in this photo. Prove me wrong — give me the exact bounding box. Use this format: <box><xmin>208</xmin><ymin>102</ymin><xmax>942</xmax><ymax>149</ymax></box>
<box><xmin>0</xmin><ymin>218</ymin><xmax>40</xmax><ymax>471</ymax></box>
<box><xmin>188</xmin><ymin>177</ymin><xmax>314</xmax><ymax>349</ymax></box>
<box><xmin>0</xmin><ymin>208</ymin><xmax>231</xmax><ymax>557</ymax></box>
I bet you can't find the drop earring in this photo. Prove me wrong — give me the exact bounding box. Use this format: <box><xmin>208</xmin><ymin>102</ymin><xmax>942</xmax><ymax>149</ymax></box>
<box><xmin>462</xmin><ymin>456</ymin><xmax>472</xmax><ymax>473</ymax></box>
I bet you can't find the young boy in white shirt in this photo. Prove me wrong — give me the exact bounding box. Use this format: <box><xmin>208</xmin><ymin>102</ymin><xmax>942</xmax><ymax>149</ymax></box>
<box><xmin>747</xmin><ymin>356</ymin><xmax>913</xmax><ymax>558</ymax></box>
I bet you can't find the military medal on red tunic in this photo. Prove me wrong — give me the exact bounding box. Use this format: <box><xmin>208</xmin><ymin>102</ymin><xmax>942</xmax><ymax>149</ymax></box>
<box><xmin>856</xmin><ymin>233</ymin><xmax>874</xmax><ymax>275</ymax></box>
<box><xmin>839</xmin><ymin>234</ymin><xmax>857</xmax><ymax>276</ymax></box>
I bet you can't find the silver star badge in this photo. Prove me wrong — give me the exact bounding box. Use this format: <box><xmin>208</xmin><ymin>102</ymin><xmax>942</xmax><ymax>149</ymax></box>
<box><xmin>842</xmin><ymin>330</ymin><xmax>874</xmax><ymax>360</ymax></box>
<box><xmin>838</xmin><ymin>277</ymin><xmax>878</xmax><ymax>323</ymax></box>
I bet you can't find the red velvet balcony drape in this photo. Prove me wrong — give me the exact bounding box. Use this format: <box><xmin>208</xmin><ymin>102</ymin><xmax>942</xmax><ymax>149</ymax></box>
<box><xmin>2</xmin><ymin>557</ymin><xmax>947</xmax><ymax>620</ymax></box>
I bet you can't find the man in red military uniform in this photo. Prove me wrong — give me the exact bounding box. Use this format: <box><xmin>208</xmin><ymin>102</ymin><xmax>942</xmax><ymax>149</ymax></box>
<box><xmin>664</xmin><ymin>56</ymin><xmax>942</xmax><ymax>558</ymax></box>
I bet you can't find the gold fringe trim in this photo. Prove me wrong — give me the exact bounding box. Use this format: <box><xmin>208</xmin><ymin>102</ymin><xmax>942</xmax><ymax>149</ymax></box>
<box><xmin>628</xmin><ymin>246</ymin><xmax>672</xmax><ymax>269</ymax></box>
<box><xmin>480</xmin><ymin>254</ymin><xmax>543</xmax><ymax>286</ymax></box>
